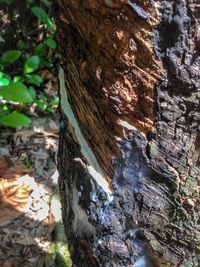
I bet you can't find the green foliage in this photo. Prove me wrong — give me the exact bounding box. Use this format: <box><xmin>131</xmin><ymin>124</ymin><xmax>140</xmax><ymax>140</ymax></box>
<box><xmin>23</xmin><ymin>156</ymin><xmax>32</xmax><ymax>168</ymax></box>
<box><xmin>0</xmin><ymin>77</ymin><xmax>9</xmax><ymax>86</ymax></box>
<box><xmin>47</xmin><ymin>38</ymin><xmax>57</xmax><ymax>49</ymax></box>
<box><xmin>0</xmin><ymin>82</ymin><xmax>33</xmax><ymax>103</ymax></box>
<box><xmin>31</xmin><ymin>6</ymin><xmax>55</xmax><ymax>33</ymax></box>
<box><xmin>49</xmin><ymin>242</ymin><xmax>72</xmax><ymax>267</ymax></box>
<box><xmin>0</xmin><ymin>112</ymin><xmax>31</xmax><ymax>127</ymax></box>
<box><xmin>34</xmin><ymin>93</ymin><xmax>59</xmax><ymax>113</ymax></box>
<box><xmin>24</xmin><ymin>55</ymin><xmax>40</xmax><ymax>74</ymax></box>
<box><xmin>1</xmin><ymin>50</ymin><xmax>21</xmax><ymax>65</ymax></box>
<box><xmin>0</xmin><ymin>0</ymin><xmax>58</xmax><ymax>128</ymax></box>
<box><xmin>25</xmin><ymin>74</ymin><xmax>43</xmax><ymax>86</ymax></box>
<box><xmin>35</xmin><ymin>43</ymin><xmax>48</xmax><ymax>56</ymax></box>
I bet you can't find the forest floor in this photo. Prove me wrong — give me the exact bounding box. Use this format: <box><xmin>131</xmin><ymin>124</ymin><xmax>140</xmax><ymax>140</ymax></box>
<box><xmin>0</xmin><ymin>114</ymin><xmax>71</xmax><ymax>267</ymax></box>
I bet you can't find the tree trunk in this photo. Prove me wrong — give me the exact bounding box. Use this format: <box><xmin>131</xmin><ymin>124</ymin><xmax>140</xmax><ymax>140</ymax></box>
<box><xmin>54</xmin><ymin>1</ymin><xmax>200</xmax><ymax>266</ymax></box>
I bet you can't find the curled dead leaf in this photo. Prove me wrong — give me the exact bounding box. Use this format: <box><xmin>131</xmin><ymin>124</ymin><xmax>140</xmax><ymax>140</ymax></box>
<box><xmin>0</xmin><ymin>175</ymin><xmax>32</xmax><ymax>226</ymax></box>
<box><xmin>0</xmin><ymin>157</ymin><xmax>34</xmax><ymax>226</ymax></box>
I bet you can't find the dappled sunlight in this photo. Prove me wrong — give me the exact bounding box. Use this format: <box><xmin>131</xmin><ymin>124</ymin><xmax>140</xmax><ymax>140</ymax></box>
<box><xmin>0</xmin><ymin>115</ymin><xmax>71</xmax><ymax>266</ymax></box>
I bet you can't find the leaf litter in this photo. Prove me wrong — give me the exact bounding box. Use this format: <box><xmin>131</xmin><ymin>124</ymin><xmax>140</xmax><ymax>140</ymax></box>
<box><xmin>0</xmin><ymin>114</ymin><xmax>70</xmax><ymax>267</ymax></box>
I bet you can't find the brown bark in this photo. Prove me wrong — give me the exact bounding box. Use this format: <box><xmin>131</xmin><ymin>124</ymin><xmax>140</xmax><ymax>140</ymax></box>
<box><xmin>55</xmin><ymin>1</ymin><xmax>200</xmax><ymax>266</ymax></box>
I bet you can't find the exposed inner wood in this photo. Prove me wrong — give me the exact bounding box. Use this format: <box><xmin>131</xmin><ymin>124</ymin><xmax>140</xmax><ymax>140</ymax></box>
<box><xmin>57</xmin><ymin>0</ymin><xmax>164</xmax><ymax>177</ymax></box>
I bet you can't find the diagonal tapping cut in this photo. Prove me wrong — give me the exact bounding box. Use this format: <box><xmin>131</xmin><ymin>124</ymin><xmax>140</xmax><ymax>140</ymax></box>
<box><xmin>59</xmin><ymin>67</ymin><xmax>112</xmax><ymax>196</ymax></box>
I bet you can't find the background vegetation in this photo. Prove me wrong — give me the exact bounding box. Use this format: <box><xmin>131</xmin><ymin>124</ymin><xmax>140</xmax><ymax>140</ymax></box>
<box><xmin>0</xmin><ymin>0</ymin><xmax>59</xmax><ymax>127</ymax></box>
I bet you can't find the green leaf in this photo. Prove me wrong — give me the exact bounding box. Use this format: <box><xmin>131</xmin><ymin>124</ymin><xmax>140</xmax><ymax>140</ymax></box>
<box><xmin>13</xmin><ymin>75</ymin><xmax>24</xmax><ymax>82</ymax></box>
<box><xmin>0</xmin><ymin>72</ymin><xmax>3</xmax><ymax>78</ymax></box>
<box><xmin>29</xmin><ymin>86</ymin><xmax>36</xmax><ymax>99</ymax></box>
<box><xmin>0</xmin><ymin>82</ymin><xmax>33</xmax><ymax>103</ymax></box>
<box><xmin>0</xmin><ymin>112</ymin><xmax>31</xmax><ymax>127</ymax></box>
<box><xmin>0</xmin><ymin>77</ymin><xmax>10</xmax><ymax>87</ymax></box>
<box><xmin>31</xmin><ymin>7</ymin><xmax>55</xmax><ymax>33</ymax></box>
<box><xmin>46</xmin><ymin>38</ymin><xmax>56</xmax><ymax>49</ymax></box>
<box><xmin>47</xmin><ymin>106</ymin><xmax>55</xmax><ymax>113</ymax></box>
<box><xmin>50</xmin><ymin>96</ymin><xmax>59</xmax><ymax>105</ymax></box>
<box><xmin>26</xmin><ymin>74</ymin><xmax>43</xmax><ymax>86</ymax></box>
<box><xmin>1</xmin><ymin>50</ymin><xmax>21</xmax><ymax>64</ymax></box>
<box><xmin>34</xmin><ymin>99</ymin><xmax>46</xmax><ymax>111</ymax></box>
<box><xmin>0</xmin><ymin>103</ymin><xmax>10</xmax><ymax>114</ymax></box>
<box><xmin>38</xmin><ymin>93</ymin><xmax>47</xmax><ymax>102</ymax></box>
<box><xmin>3</xmin><ymin>73</ymin><xmax>11</xmax><ymax>81</ymax></box>
<box><xmin>24</xmin><ymin>55</ymin><xmax>40</xmax><ymax>74</ymax></box>
<box><xmin>35</xmin><ymin>43</ymin><xmax>48</xmax><ymax>56</ymax></box>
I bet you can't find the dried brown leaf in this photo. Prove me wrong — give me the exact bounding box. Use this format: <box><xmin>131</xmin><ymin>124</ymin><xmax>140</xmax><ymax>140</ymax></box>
<box><xmin>0</xmin><ymin>176</ymin><xmax>32</xmax><ymax>226</ymax></box>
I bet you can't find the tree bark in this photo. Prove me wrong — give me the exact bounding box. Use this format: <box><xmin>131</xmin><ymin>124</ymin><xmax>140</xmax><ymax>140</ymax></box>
<box><xmin>54</xmin><ymin>1</ymin><xmax>200</xmax><ymax>266</ymax></box>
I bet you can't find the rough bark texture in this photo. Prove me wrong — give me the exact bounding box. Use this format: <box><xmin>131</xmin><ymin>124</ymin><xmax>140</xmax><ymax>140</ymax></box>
<box><xmin>55</xmin><ymin>0</ymin><xmax>200</xmax><ymax>266</ymax></box>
